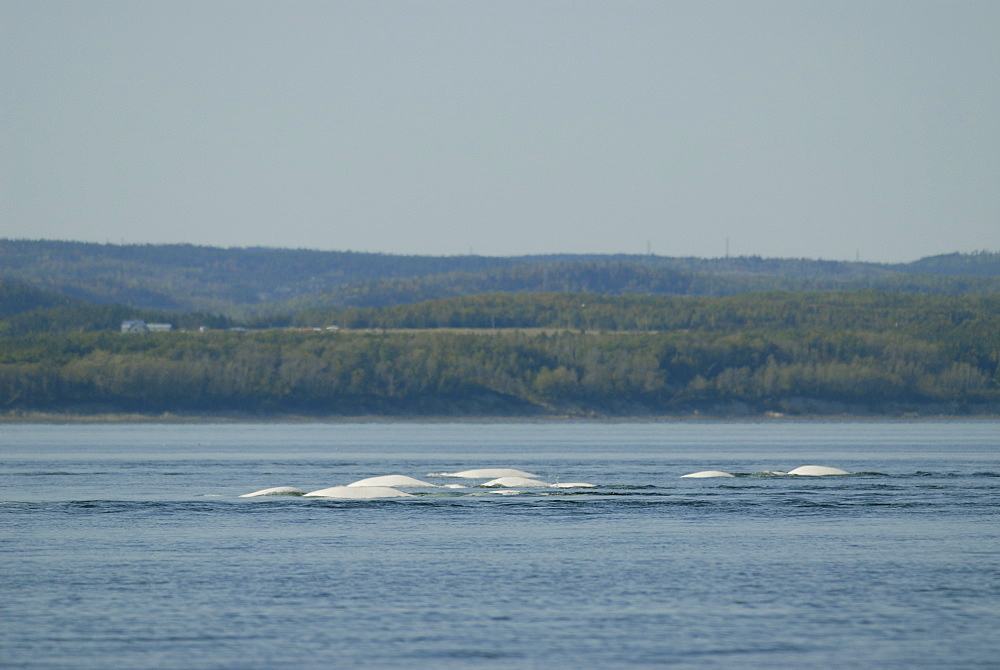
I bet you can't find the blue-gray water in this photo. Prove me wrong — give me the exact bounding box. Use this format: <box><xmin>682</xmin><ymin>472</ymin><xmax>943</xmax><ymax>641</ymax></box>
<box><xmin>2</xmin><ymin>420</ymin><xmax>998</xmax><ymax>669</ymax></box>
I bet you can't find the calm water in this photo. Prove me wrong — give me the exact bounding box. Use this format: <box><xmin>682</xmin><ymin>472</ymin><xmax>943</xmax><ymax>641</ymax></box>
<box><xmin>1</xmin><ymin>420</ymin><xmax>998</xmax><ymax>669</ymax></box>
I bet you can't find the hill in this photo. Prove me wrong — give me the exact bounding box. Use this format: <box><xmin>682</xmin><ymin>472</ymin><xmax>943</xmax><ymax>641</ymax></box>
<box><xmin>1</xmin><ymin>289</ymin><xmax>997</xmax><ymax>418</ymax></box>
<box><xmin>2</xmin><ymin>241</ymin><xmax>997</xmax><ymax>418</ymax></box>
<box><xmin>3</xmin><ymin>239</ymin><xmax>998</xmax><ymax>315</ymax></box>
<box><xmin>0</xmin><ymin>280</ymin><xmax>81</xmax><ymax>319</ymax></box>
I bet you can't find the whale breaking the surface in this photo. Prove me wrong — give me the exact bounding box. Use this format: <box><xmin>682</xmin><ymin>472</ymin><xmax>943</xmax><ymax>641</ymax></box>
<box><xmin>680</xmin><ymin>471</ymin><xmax>736</xmax><ymax>479</ymax></box>
<box><xmin>303</xmin><ymin>486</ymin><xmax>414</xmax><ymax>499</ymax></box>
<box><xmin>428</xmin><ymin>468</ymin><xmax>540</xmax><ymax>479</ymax></box>
<box><xmin>239</xmin><ymin>486</ymin><xmax>305</xmax><ymax>497</ymax></box>
<box><xmin>346</xmin><ymin>475</ymin><xmax>437</xmax><ymax>488</ymax></box>
<box><xmin>787</xmin><ymin>465</ymin><xmax>851</xmax><ymax>476</ymax></box>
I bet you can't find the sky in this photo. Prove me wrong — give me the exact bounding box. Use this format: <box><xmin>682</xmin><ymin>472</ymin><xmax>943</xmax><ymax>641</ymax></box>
<box><xmin>2</xmin><ymin>1</ymin><xmax>998</xmax><ymax>263</ymax></box>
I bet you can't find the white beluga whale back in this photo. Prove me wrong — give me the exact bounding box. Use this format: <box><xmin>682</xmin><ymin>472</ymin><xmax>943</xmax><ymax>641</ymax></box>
<box><xmin>238</xmin><ymin>467</ymin><xmax>595</xmax><ymax>498</ymax></box>
<box><xmin>304</xmin><ymin>486</ymin><xmax>414</xmax><ymax>499</ymax></box>
<box><xmin>680</xmin><ymin>470</ymin><xmax>736</xmax><ymax>479</ymax></box>
<box><xmin>239</xmin><ymin>486</ymin><xmax>305</xmax><ymax>497</ymax></box>
<box><xmin>480</xmin><ymin>476</ymin><xmax>551</xmax><ymax>488</ymax></box>
<box><xmin>787</xmin><ymin>465</ymin><xmax>851</xmax><ymax>476</ymax></box>
<box><xmin>429</xmin><ymin>468</ymin><xmax>540</xmax><ymax>479</ymax></box>
<box><xmin>347</xmin><ymin>475</ymin><xmax>437</xmax><ymax>488</ymax></box>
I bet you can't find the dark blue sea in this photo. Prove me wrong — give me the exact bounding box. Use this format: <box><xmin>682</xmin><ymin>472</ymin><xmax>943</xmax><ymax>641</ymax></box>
<box><xmin>2</xmin><ymin>420</ymin><xmax>998</xmax><ymax>669</ymax></box>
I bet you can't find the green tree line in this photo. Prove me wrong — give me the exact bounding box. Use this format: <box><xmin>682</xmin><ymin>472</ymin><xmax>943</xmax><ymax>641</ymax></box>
<box><xmin>295</xmin><ymin>290</ymin><xmax>1000</xmax><ymax>338</ymax></box>
<box><xmin>2</xmin><ymin>291</ymin><xmax>997</xmax><ymax>416</ymax></box>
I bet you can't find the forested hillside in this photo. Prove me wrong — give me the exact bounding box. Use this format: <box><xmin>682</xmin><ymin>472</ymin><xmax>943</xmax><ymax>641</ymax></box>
<box><xmin>0</xmin><ymin>280</ymin><xmax>83</xmax><ymax>319</ymax></box>
<box><xmin>1</xmin><ymin>239</ymin><xmax>520</xmax><ymax>311</ymax></box>
<box><xmin>0</xmin><ymin>280</ymin><xmax>233</xmax><ymax>337</ymax></box>
<box><xmin>901</xmin><ymin>251</ymin><xmax>1000</xmax><ymax>276</ymax></box>
<box><xmin>3</xmin><ymin>241</ymin><xmax>998</xmax><ymax>417</ymax></box>
<box><xmin>293</xmin><ymin>291</ymin><xmax>1000</xmax><ymax>337</ymax></box>
<box><xmin>1</xmin><ymin>291</ymin><xmax>996</xmax><ymax>417</ymax></box>
<box><xmin>312</xmin><ymin>255</ymin><xmax>1000</xmax><ymax>309</ymax></box>
<box><xmin>3</xmin><ymin>239</ymin><xmax>998</xmax><ymax>315</ymax></box>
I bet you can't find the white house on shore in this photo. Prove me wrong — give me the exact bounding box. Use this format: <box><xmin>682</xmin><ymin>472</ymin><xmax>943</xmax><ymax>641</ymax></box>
<box><xmin>121</xmin><ymin>320</ymin><xmax>172</xmax><ymax>333</ymax></box>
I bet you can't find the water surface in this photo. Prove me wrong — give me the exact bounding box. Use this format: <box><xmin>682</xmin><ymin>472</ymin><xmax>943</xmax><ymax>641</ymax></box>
<box><xmin>2</xmin><ymin>420</ymin><xmax>998</xmax><ymax>668</ymax></box>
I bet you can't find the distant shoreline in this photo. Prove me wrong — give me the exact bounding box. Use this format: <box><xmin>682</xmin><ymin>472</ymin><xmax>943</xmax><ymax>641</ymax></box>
<box><xmin>3</xmin><ymin>407</ymin><xmax>998</xmax><ymax>424</ymax></box>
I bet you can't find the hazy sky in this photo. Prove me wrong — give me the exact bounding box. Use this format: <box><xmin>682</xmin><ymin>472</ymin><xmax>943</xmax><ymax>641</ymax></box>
<box><xmin>3</xmin><ymin>1</ymin><xmax>998</xmax><ymax>262</ymax></box>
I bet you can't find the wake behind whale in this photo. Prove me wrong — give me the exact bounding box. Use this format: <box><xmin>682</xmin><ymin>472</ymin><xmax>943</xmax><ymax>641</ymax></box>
<box><xmin>239</xmin><ymin>486</ymin><xmax>305</xmax><ymax>497</ymax></box>
<box><xmin>480</xmin><ymin>476</ymin><xmax>551</xmax><ymax>487</ymax></box>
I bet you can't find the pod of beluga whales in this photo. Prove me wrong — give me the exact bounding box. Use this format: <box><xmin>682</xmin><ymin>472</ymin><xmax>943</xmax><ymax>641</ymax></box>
<box><xmin>239</xmin><ymin>468</ymin><xmax>597</xmax><ymax>499</ymax></box>
<box><xmin>239</xmin><ymin>465</ymin><xmax>852</xmax><ymax>499</ymax></box>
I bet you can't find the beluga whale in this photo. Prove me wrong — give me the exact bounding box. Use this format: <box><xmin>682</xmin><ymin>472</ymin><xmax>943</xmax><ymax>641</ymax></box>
<box><xmin>680</xmin><ymin>471</ymin><xmax>736</xmax><ymax>479</ymax></box>
<box><xmin>428</xmin><ymin>468</ymin><xmax>541</xmax><ymax>479</ymax></box>
<box><xmin>303</xmin><ymin>486</ymin><xmax>414</xmax><ymax>499</ymax></box>
<box><xmin>346</xmin><ymin>475</ymin><xmax>437</xmax><ymax>488</ymax></box>
<box><xmin>787</xmin><ymin>465</ymin><xmax>851</xmax><ymax>476</ymax></box>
